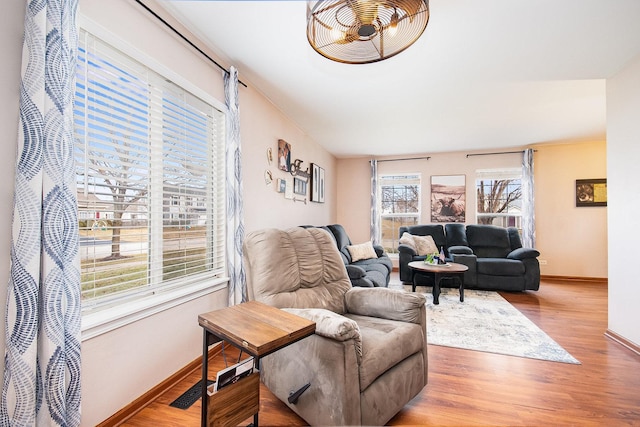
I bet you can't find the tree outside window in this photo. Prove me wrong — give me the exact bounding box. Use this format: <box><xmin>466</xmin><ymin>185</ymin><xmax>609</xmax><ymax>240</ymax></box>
<box><xmin>476</xmin><ymin>169</ymin><xmax>522</xmax><ymax>228</ymax></box>
<box><xmin>379</xmin><ymin>174</ymin><xmax>420</xmax><ymax>253</ymax></box>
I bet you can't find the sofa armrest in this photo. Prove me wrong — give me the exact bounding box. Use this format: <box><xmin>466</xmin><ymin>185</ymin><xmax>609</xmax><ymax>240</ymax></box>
<box><xmin>281</xmin><ymin>308</ymin><xmax>363</xmax><ymax>366</ymax></box>
<box><xmin>282</xmin><ymin>308</ymin><xmax>361</xmax><ymax>343</ymax></box>
<box><xmin>397</xmin><ymin>244</ymin><xmax>417</xmax><ymax>256</ymax></box>
<box><xmin>344</xmin><ymin>287</ymin><xmax>426</xmax><ymax>325</ymax></box>
<box><xmin>448</xmin><ymin>245</ymin><xmax>473</xmax><ymax>255</ymax></box>
<box><xmin>373</xmin><ymin>244</ymin><xmax>385</xmax><ymax>257</ymax></box>
<box><xmin>507</xmin><ymin>247</ymin><xmax>540</xmax><ymax>260</ymax></box>
<box><xmin>345</xmin><ymin>264</ymin><xmax>366</xmax><ymax>279</ymax></box>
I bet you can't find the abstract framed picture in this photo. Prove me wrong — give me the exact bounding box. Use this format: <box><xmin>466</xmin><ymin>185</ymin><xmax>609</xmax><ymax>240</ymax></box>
<box><xmin>319</xmin><ymin>166</ymin><xmax>325</xmax><ymax>203</ymax></box>
<box><xmin>310</xmin><ymin>163</ymin><xmax>325</xmax><ymax>203</ymax></box>
<box><xmin>576</xmin><ymin>178</ymin><xmax>607</xmax><ymax>207</ymax></box>
<box><xmin>431</xmin><ymin>175</ymin><xmax>466</xmax><ymax>223</ymax></box>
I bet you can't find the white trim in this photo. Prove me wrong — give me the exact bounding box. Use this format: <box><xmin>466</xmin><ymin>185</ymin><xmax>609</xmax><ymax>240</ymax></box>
<box><xmin>81</xmin><ymin>277</ymin><xmax>228</xmax><ymax>341</ymax></box>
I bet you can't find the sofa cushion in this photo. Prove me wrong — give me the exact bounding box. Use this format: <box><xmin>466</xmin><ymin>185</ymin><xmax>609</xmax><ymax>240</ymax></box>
<box><xmin>476</xmin><ymin>258</ymin><xmax>525</xmax><ymax>276</ymax></box>
<box><xmin>344</xmin><ymin>314</ymin><xmax>424</xmax><ymax>391</ymax></box>
<box><xmin>445</xmin><ymin>223</ymin><xmax>468</xmax><ymax>247</ymax></box>
<box><xmin>399</xmin><ymin>232</ymin><xmax>438</xmax><ymax>256</ymax></box>
<box><xmin>466</xmin><ymin>225</ymin><xmax>512</xmax><ymax>258</ymax></box>
<box><xmin>347</xmin><ymin>241</ymin><xmax>378</xmax><ymax>262</ymax></box>
<box><xmin>243</xmin><ymin>227</ymin><xmax>352</xmax><ymax>313</ymax></box>
<box><xmin>399</xmin><ymin>225</ymin><xmax>446</xmax><ymax>250</ymax></box>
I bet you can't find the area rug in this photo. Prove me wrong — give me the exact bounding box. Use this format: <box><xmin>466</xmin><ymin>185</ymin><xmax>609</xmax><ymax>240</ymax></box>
<box><xmin>424</xmin><ymin>288</ymin><xmax>580</xmax><ymax>364</ymax></box>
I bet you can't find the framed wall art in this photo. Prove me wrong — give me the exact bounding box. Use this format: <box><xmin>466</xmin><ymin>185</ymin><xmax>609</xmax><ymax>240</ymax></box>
<box><xmin>293</xmin><ymin>177</ymin><xmax>307</xmax><ymax>196</ymax></box>
<box><xmin>310</xmin><ymin>163</ymin><xmax>325</xmax><ymax>203</ymax></box>
<box><xmin>319</xmin><ymin>166</ymin><xmax>325</xmax><ymax>203</ymax></box>
<box><xmin>576</xmin><ymin>178</ymin><xmax>607</xmax><ymax>207</ymax></box>
<box><xmin>277</xmin><ymin>139</ymin><xmax>291</xmax><ymax>172</ymax></box>
<box><xmin>431</xmin><ymin>175</ymin><xmax>466</xmax><ymax>223</ymax></box>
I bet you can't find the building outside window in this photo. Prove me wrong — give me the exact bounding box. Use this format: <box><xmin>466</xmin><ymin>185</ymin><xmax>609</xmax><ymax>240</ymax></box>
<box><xmin>476</xmin><ymin>168</ymin><xmax>522</xmax><ymax>229</ymax></box>
<box><xmin>75</xmin><ymin>28</ymin><xmax>226</xmax><ymax>314</ymax></box>
<box><xmin>379</xmin><ymin>174</ymin><xmax>421</xmax><ymax>254</ymax></box>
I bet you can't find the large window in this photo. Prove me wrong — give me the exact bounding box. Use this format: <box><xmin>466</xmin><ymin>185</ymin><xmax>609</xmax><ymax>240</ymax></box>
<box><xmin>476</xmin><ymin>169</ymin><xmax>522</xmax><ymax>228</ymax></box>
<box><xmin>75</xmin><ymin>29</ymin><xmax>226</xmax><ymax>313</ymax></box>
<box><xmin>379</xmin><ymin>174</ymin><xmax>421</xmax><ymax>253</ymax></box>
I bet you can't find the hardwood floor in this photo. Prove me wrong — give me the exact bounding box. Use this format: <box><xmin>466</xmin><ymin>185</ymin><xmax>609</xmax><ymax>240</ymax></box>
<box><xmin>118</xmin><ymin>278</ymin><xmax>640</xmax><ymax>426</ymax></box>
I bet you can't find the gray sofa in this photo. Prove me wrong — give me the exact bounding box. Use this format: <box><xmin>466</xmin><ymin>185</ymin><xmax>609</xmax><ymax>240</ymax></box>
<box><xmin>398</xmin><ymin>223</ymin><xmax>540</xmax><ymax>292</ymax></box>
<box><xmin>243</xmin><ymin>227</ymin><xmax>428</xmax><ymax>426</ymax></box>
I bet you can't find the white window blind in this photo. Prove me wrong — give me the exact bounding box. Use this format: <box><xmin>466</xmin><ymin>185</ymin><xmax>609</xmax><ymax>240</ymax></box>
<box><xmin>75</xmin><ymin>29</ymin><xmax>226</xmax><ymax>312</ymax></box>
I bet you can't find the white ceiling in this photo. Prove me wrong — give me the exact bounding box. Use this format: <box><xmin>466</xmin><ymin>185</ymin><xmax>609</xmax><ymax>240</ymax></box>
<box><xmin>159</xmin><ymin>0</ymin><xmax>640</xmax><ymax>158</ymax></box>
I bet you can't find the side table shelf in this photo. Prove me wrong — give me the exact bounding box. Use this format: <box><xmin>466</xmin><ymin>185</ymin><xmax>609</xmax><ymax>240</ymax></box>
<box><xmin>207</xmin><ymin>372</ymin><xmax>260</xmax><ymax>427</ymax></box>
<box><xmin>199</xmin><ymin>301</ymin><xmax>316</xmax><ymax>427</ymax></box>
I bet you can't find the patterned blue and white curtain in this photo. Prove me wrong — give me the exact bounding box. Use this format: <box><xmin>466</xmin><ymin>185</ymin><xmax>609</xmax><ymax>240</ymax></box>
<box><xmin>224</xmin><ymin>66</ymin><xmax>246</xmax><ymax>306</ymax></box>
<box><xmin>2</xmin><ymin>0</ymin><xmax>81</xmax><ymax>425</ymax></box>
<box><xmin>370</xmin><ymin>159</ymin><xmax>380</xmax><ymax>245</ymax></box>
<box><xmin>521</xmin><ymin>148</ymin><xmax>536</xmax><ymax>248</ymax></box>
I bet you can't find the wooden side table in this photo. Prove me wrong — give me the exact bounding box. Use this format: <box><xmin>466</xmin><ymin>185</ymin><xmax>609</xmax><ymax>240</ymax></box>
<box><xmin>408</xmin><ymin>261</ymin><xmax>468</xmax><ymax>305</ymax></box>
<box><xmin>199</xmin><ymin>301</ymin><xmax>316</xmax><ymax>427</ymax></box>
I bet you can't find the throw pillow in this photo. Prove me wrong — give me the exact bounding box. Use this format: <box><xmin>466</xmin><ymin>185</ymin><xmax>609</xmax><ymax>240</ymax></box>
<box><xmin>413</xmin><ymin>234</ymin><xmax>438</xmax><ymax>256</ymax></box>
<box><xmin>399</xmin><ymin>232</ymin><xmax>417</xmax><ymax>252</ymax></box>
<box><xmin>398</xmin><ymin>232</ymin><xmax>439</xmax><ymax>256</ymax></box>
<box><xmin>347</xmin><ymin>241</ymin><xmax>378</xmax><ymax>262</ymax></box>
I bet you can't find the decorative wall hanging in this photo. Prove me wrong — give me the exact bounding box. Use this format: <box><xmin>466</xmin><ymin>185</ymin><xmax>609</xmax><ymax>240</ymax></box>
<box><xmin>285</xmin><ymin>178</ymin><xmax>294</xmax><ymax>200</ymax></box>
<box><xmin>277</xmin><ymin>178</ymin><xmax>286</xmax><ymax>193</ymax></box>
<box><xmin>431</xmin><ymin>175</ymin><xmax>466</xmax><ymax>223</ymax></box>
<box><xmin>294</xmin><ymin>177</ymin><xmax>308</xmax><ymax>196</ymax></box>
<box><xmin>319</xmin><ymin>167</ymin><xmax>325</xmax><ymax>203</ymax></box>
<box><xmin>267</xmin><ymin>147</ymin><xmax>273</xmax><ymax>165</ymax></box>
<box><xmin>264</xmin><ymin>170</ymin><xmax>273</xmax><ymax>185</ymax></box>
<box><xmin>278</xmin><ymin>139</ymin><xmax>291</xmax><ymax>172</ymax></box>
<box><xmin>576</xmin><ymin>179</ymin><xmax>607</xmax><ymax>207</ymax></box>
<box><xmin>311</xmin><ymin>163</ymin><xmax>325</xmax><ymax>203</ymax></box>
<box><xmin>290</xmin><ymin>158</ymin><xmax>310</xmax><ymax>178</ymax></box>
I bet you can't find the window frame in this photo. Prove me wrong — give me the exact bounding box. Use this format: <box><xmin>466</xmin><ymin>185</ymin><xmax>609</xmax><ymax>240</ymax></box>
<box><xmin>378</xmin><ymin>173</ymin><xmax>422</xmax><ymax>254</ymax></box>
<box><xmin>78</xmin><ymin>18</ymin><xmax>229</xmax><ymax>340</ymax></box>
<box><xmin>475</xmin><ymin>168</ymin><xmax>523</xmax><ymax>228</ymax></box>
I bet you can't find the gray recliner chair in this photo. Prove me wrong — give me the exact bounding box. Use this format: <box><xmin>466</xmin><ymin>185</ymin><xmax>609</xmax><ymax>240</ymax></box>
<box><xmin>243</xmin><ymin>227</ymin><xmax>428</xmax><ymax>426</ymax></box>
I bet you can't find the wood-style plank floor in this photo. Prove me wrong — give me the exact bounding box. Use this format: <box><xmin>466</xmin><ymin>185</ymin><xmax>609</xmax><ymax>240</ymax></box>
<box><xmin>119</xmin><ymin>277</ymin><xmax>640</xmax><ymax>426</ymax></box>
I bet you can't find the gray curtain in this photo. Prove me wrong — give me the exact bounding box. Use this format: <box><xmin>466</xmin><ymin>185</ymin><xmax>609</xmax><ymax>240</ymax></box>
<box><xmin>2</xmin><ymin>0</ymin><xmax>82</xmax><ymax>425</ymax></box>
<box><xmin>522</xmin><ymin>148</ymin><xmax>536</xmax><ymax>248</ymax></box>
<box><xmin>370</xmin><ymin>159</ymin><xmax>380</xmax><ymax>244</ymax></box>
<box><xmin>224</xmin><ymin>66</ymin><xmax>246</xmax><ymax>305</ymax></box>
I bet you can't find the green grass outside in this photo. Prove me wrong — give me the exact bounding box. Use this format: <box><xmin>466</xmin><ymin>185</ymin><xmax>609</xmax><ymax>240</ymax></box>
<box><xmin>81</xmin><ymin>248</ymin><xmax>208</xmax><ymax>300</ymax></box>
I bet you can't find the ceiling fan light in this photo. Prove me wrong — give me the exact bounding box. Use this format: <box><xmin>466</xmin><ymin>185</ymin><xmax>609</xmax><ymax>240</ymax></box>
<box><xmin>307</xmin><ymin>0</ymin><xmax>430</xmax><ymax>64</ymax></box>
<box><xmin>389</xmin><ymin>11</ymin><xmax>399</xmax><ymax>37</ymax></box>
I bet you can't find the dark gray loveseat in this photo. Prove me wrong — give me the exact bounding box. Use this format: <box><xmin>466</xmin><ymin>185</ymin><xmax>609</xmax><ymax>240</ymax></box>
<box><xmin>398</xmin><ymin>224</ymin><xmax>540</xmax><ymax>292</ymax></box>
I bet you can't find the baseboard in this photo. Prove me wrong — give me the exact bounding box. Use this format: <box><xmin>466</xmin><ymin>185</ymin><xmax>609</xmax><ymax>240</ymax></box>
<box><xmin>541</xmin><ymin>275</ymin><xmax>608</xmax><ymax>284</ymax></box>
<box><xmin>97</xmin><ymin>343</ymin><xmax>223</xmax><ymax>427</ymax></box>
<box><xmin>604</xmin><ymin>329</ymin><xmax>640</xmax><ymax>357</ymax></box>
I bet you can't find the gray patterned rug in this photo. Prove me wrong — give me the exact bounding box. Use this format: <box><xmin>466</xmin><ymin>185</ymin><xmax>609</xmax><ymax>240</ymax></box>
<box><xmin>424</xmin><ymin>288</ymin><xmax>580</xmax><ymax>364</ymax></box>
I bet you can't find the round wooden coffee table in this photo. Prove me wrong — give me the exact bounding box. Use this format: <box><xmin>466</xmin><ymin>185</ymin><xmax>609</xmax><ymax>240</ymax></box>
<box><xmin>408</xmin><ymin>261</ymin><xmax>469</xmax><ymax>305</ymax></box>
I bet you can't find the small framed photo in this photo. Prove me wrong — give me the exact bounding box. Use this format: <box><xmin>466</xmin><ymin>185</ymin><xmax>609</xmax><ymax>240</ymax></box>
<box><xmin>576</xmin><ymin>179</ymin><xmax>607</xmax><ymax>207</ymax></box>
<box><xmin>293</xmin><ymin>177</ymin><xmax>307</xmax><ymax>196</ymax></box>
<box><xmin>276</xmin><ymin>178</ymin><xmax>286</xmax><ymax>193</ymax></box>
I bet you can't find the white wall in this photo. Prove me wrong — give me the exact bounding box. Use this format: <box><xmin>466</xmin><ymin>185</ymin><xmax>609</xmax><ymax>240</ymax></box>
<box><xmin>607</xmin><ymin>53</ymin><xmax>640</xmax><ymax>347</ymax></box>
